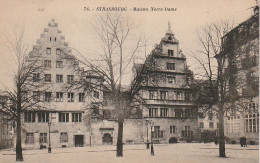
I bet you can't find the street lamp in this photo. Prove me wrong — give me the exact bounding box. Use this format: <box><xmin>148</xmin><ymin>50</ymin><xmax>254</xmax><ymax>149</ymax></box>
<box><xmin>150</xmin><ymin>120</ymin><xmax>154</xmax><ymax>156</ymax></box>
<box><xmin>48</xmin><ymin>122</ymin><xmax>52</xmax><ymax>153</ymax></box>
<box><xmin>146</xmin><ymin>119</ymin><xmax>150</xmax><ymax>149</ymax></box>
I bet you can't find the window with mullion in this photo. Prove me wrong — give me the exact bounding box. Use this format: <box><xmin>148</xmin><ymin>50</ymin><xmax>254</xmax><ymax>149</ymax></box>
<box><xmin>59</xmin><ymin>112</ymin><xmax>69</xmax><ymax>122</ymax></box>
<box><xmin>60</xmin><ymin>132</ymin><xmax>68</xmax><ymax>143</ymax></box>
<box><xmin>39</xmin><ymin>133</ymin><xmax>47</xmax><ymax>143</ymax></box>
<box><xmin>68</xmin><ymin>92</ymin><xmax>74</xmax><ymax>102</ymax></box>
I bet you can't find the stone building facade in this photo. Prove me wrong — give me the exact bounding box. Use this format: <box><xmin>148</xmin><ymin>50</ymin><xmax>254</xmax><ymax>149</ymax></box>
<box><xmin>198</xmin><ymin>111</ymin><xmax>219</xmax><ymax>142</ymax></box>
<box><xmin>137</xmin><ymin>23</ymin><xmax>198</xmax><ymax>144</ymax></box>
<box><xmin>221</xmin><ymin>6</ymin><xmax>259</xmax><ymax>144</ymax></box>
<box><xmin>19</xmin><ymin>19</ymin><xmax>103</xmax><ymax>149</ymax></box>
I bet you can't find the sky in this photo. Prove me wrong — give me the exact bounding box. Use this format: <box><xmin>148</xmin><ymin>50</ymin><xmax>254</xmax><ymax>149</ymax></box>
<box><xmin>0</xmin><ymin>0</ymin><xmax>257</xmax><ymax>90</ymax></box>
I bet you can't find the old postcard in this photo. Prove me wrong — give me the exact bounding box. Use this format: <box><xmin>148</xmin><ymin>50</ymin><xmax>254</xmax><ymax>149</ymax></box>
<box><xmin>0</xmin><ymin>0</ymin><xmax>259</xmax><ymax>162</ymax></box>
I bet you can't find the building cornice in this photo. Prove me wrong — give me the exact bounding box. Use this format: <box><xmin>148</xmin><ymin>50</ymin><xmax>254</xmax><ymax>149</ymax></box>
<box><xmin>141</xmin><ymin>85</ymin><xmax>192</xmax><ymax>90</ymax></box>
<box><xmin>153</xmin><ymin>54</ymin><xmax>186</xmax><ymax>60</ymax></box>
<box><xmin>147</xmin><ymin>70</ymin><xmax>192</xmax><ymax>75</ymax></box>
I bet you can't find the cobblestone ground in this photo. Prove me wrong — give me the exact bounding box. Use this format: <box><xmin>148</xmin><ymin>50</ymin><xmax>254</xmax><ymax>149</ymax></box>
<box><xmin>0</xmin><ymin>143</ymin><xmax>258</xmax><ymax>163</ymax></box>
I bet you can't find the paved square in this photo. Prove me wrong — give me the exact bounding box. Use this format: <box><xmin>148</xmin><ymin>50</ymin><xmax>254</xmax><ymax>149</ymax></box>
<box><xmin>0</xmin><ymin>143</ymin><xmax>258</xmax><ymax>163</ymax></box>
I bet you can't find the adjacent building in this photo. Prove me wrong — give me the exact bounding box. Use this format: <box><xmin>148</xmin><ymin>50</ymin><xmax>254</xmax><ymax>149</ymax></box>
<box><xmin>221</xmin><ymin>6</ymin><xmax>259</xmax><ymax>144</ymax></box>
<box><xmin>198</xmin><ymin>111</ymin><xmax>219</xmax><ymax>142</ymax></box>
<box><xmin>19</xmin><ymin>19</ymin><xmax>103</xmax><ymax>149</ymax></box>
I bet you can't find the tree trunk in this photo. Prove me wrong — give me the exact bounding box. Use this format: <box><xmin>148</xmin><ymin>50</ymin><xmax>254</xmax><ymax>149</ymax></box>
<box><xmin>16</xmin><ymin>112</ymin><xmax>23</xmax><ymax>161</ymax></box>
<box><xmin>16</xmin><ymin>81</ymin><xmax>23</xmax><ymax>161</ymax></box>
<box><xmin>116</xmin><ymin>119</ymin><xmax>123</xmax><ymax>157</ymax></box>
<box><xmin>218</xmin><ymin>103</ymin><xmax>226</xmax><ymax>158</ymax></box>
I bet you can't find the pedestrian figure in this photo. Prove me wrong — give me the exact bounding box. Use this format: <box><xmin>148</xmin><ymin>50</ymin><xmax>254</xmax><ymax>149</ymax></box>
<box><xmin>243</xmin><ymin>137</ymin><xmax>247</xmax><ymax>147</ymax></box>
<box><xmin>240</xmin><ymin>136</ymin><xmax>247</xmax><ymax>147</ymax></box>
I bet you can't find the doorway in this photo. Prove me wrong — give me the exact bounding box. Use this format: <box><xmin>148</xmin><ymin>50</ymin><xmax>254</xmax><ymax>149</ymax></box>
<box><xmin>169</xmin><ymin>137</ymin><xmax>178</xmax><ymax>144</ymax></box>
<box><xmin>102</xmin><ymin>133</ymin><xmax>113</xmax><ymax>145</ymax></box>
<box><xmin>75</xmin><ymin>135</ymin><xmax>84</xmax><ymax>147</ymax></box>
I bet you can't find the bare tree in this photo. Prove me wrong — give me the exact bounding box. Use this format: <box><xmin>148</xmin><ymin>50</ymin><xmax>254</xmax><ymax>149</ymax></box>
<box><xmin>192</xmin><ymin>21</ymin><xmax>233</xmax><ymax>157</ymax></box>
<box><xmin>191</xmin><ymin>20</ymin><xmax>258</xmax><ymax>157</ymax></box>
<box><xmin>0</xmin><ymin>29</ymin><xmax>53</xmax><ymax>161</ymax></box>
<box><xmin>70</xmin><ymin>13</ymin><xmax>142</xmax><ymax>157</ymax></box>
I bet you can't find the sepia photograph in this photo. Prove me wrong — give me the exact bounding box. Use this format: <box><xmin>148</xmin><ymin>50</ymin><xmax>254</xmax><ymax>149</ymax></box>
<box><xmin>0</xmin><ymin>0</ymin><xmax>259</xmax><ymax>162</ymax></box>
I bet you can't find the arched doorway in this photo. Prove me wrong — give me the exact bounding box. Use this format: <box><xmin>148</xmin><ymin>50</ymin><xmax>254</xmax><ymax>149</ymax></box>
<box><xmin>169</xmin><ymin>137</ymin><xmax>178</xmax><ymax>144</ymax></box>
<box><xmin>102</xmin><ymin>133</ymin><xmax>113</xmax><ymax>145</ymax></box>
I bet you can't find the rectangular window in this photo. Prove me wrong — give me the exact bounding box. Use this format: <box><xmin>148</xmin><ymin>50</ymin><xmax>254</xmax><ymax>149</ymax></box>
<box><xmin>56</xmin><ymin>92</ymin><xmax>63</xmax><ymax>102</ymax></box>
<box><xmin>149</xmin><ymin>90</ymin><xmax>157</xmax><ymax>99</ymax></box>
<box><xmin>56</xmin><ymin>48</ymin><xmax>61</xmax><ymax>55</ymax></box>
<box><xmin>185</xmin><ymin>108</ymin><xmax>192</xmax><ymax>118</ymax></box>
<box><xmin>149</xmin><ymin>108</ymin><xmax>158</xmax><ymax>117</ymax></box>
<box><xmin>160</xmin><ymin>108</ymin><xmax>169</xmax><ymax>117</ymax></box>
<box><xmin>183</xmin><ymin>126</ymin><xmax>191</xmax><ymax>137</ymax></box>
<box><xmin>200</xmin><ymin>122</ymin><xmax>204</xmax><ymax>128</ymax></box>
<box><xmin>245</xmin><ymin>113</ymin><xmax>259</xmax><ymax>133</ymax></box>
<box><xmin>170</xmin><ymin>126</ymin><xmax>176</xmax><ymax>133</ymax></box>
<box><xmin>67</xmin><ymin>75</ymin><xmax>74</xmax><ymax>84</ymax></box>
<box><xmin>24</xmin><ymin>112</ymin><xmax>36</xmax><ymax>123</ymax></box>
<box><xmin>208</xmin><ymin>113</ymin><xmax>213</xmax><ymax>121</ymax></box>
<box><xmin>33</xmin><ymin>73</ymin><xmax>40</xmax><ymax>82</ymax></box>
<box><xmin>174</xmin><ymin>109</ymin><xmax>181</xmax><ymax>118</ymax></box>
<box><xmin>94</xmin><ymin>90</ymin><xmax>99</xmax><ymax>99</ymax></box>
<box><xmin>72</xmin><ymin>113</ymin><xmax>82</xmax><ymax>122</ymax></box>
<box><xmin>68</xmin><ymin>92</ymin><xmax>74</xmax><ymax>102</ymax></box>
<box><xmin>56</xmin><ymin>75</ymin><xmax>63</xmax><ymax>83</ymax></box>
<box><xmin>59</xmin><ymin>113</ymin><xmax>69</xmax><ymax>122</ymax></box>
<box><xmin>153</xmin><ymin>126</ymin><xmax>162</xmax><ymax>138</ymax></box>
<box><xmin>44</xmin><ymin>60</ymin><xmax>51</xmax><ymax>68</ymax></box>
<box><xmin>33</xmin><ymin>91</ymin><xmax>40</xmax><ymax>102</ymax></box>
<box><xmin>45</xmin><ymin>92</ymin><xmax>52</xmax><ymax>102</ymax></box>
<box><xmin>166</xmin><ymin>75</ymin><xmax>176</xmax><ymax>84</ymax></box>
<box><xmin>168</xmin><ymin>50</ymin><xmax>174</xmax><ymax>57</ymax></box>
<box><xmin>26</xmin><ymin>133</ymin><xmax>34</xmax><ymax>144</ymax></box>
<box><xmin>79</xmin><ymin>93</ymin><xmax>85</xmax><ymax>102</ymax></box>
<box><xmin>45</xmin><ymin>74</ymin><xmax>51</xmax><ymax>82</ymax></box>
<box><xmin>166</xmin><ymin>63</ymin><xmax>175</xmax><ymax>70</ymax></box>
<box><xmin>209</xmin><ymin>122</ymin><xmax>214</xmax><ymax>128</ymax></box>
<box><xmin>160</xmin><ymin>91</ymin><xmax>168</xmax><ymax>100</ymax></box>
<box><xmin>56</xmin><ymin>61</ymin><xmax>63</xmax><ymax>68</ymax></box>
<box><xmin>46</xmin><ymin>48</ymin><xmax>51</xmax><ymax>55</ymax></box>
<box><xmin>39</xmin><ymin>133</ymin><xmax>47</xmax><ymax>143</ymax></box>
<box><xmin>38</xmin><ymin>112</ymin><xmax>49</xmax><ymax>123</ymax></box>
<box><xmin>175</xmin><ymin>91</ymin><xmax>183</xmax><ymax>100</ymax></box>
<box><xmin>60</xmin><ymin>132</ymin><xmax>68</xmax><ymax>143</ymax></box>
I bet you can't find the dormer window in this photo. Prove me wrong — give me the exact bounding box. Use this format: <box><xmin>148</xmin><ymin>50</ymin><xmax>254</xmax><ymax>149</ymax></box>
<box><xmin>168</xmin><ymin>50</ymin><xmax>174</xmax><ymax>57</ymax></box>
